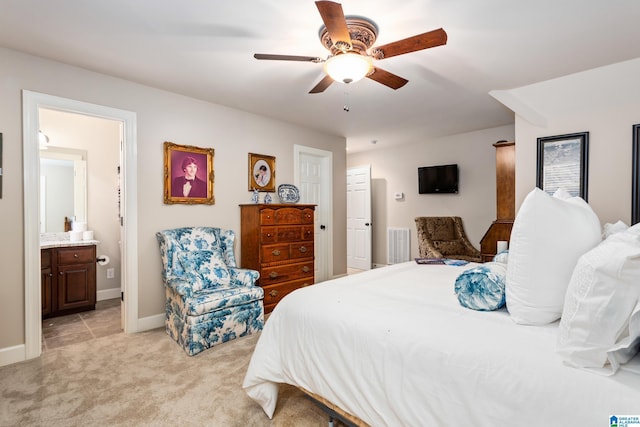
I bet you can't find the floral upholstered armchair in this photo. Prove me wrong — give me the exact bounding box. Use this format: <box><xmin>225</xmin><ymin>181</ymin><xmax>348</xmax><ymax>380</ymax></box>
<box><xmin>414</xmin><ymin>216</ymin><xmax>482</xmax><ymax>263</ymax></box>
<box><xmin>156</xmin><ymin>227</ymin><xmax>264</xmax><ymax>356</ymax></box>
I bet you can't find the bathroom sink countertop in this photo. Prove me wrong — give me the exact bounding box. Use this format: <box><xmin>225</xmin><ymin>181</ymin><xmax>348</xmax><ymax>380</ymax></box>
<box><xmin>40</xmin><ymin>239</ymin><xmax>99</xmax><ymax>249</ymax></box>
<box><xmin>40</xmin><ymin>232</ymin><xmax>99</xmax><ymax>249</ymax></box>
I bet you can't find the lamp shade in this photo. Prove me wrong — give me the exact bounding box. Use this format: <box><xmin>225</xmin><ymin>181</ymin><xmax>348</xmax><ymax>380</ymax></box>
<box><xmin>324</xmin><ymin>53</ymin><xmax>373</xmax><ymax>84</ymax></box>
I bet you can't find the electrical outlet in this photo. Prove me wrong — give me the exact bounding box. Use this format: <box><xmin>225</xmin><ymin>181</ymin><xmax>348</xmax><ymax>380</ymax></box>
<box><xmin>107</xmin><ymin>268</ymin><xmax>115</xmax><ymax>279</ymax></box>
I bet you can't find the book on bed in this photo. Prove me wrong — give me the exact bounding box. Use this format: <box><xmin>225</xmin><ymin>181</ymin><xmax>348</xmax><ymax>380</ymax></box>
<box><xmin>414</xmin><ymin>257</ymin><xmax>470</xmax><ymax>266</ymax></box>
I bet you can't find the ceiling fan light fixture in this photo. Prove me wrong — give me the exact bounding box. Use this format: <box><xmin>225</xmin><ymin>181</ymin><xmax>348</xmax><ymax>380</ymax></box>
<box><xmin>324</xmin><ymin>53</ymin><xmax>372</xmax><ymax>84</ymax></box>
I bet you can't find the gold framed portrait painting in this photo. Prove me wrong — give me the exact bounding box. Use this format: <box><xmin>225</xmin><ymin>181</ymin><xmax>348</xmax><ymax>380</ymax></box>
<box><xmin>248</xmin><ymin>153</ymin><xmax>276</xmax><ymax>192</ymax></box>
<box><xmin>164</xmin><ymin>141</ymin><xmax>215</xmax><ymax>205</ymax></box>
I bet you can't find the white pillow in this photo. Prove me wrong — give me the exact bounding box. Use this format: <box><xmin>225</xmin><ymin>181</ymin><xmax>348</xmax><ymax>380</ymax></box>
<box><xmin>602</xmin><ymin>220</ymin><xmax>629</xmax><ymax>239</ymax></box>
<box><xmin>505</xmin><ymin>188</ymin><xmax>601</xmax><ymax>325</ymax></box>
<box><xmin>607</xmin><ymin>300</ymin><xmax>640</xmax><ymax>374</ymax></box>
<box><xmin>557</xmin><ymin>231</ymin><xmax>640</xmax><ymax>374</ymax></box>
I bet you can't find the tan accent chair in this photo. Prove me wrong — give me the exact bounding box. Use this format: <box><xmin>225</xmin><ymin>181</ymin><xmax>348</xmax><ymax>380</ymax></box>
<box><xmin>414</xmin><ymin>216</ymin><xmax>482</xmax><ymax>262</ymax></box>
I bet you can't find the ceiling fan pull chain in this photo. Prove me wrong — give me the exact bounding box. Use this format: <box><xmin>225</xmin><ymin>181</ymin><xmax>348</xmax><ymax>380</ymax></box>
<box><xmin>343</xmin><ymin>90</ymin><xmax>350</xmax><ymax>112</ymax></box>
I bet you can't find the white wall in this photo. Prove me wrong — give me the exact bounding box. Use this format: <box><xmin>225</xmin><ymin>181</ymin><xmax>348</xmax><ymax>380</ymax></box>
<box><xmin>504</xmin><ymin>58</ymin><xmax>640</xmax><ymax>225</ymax></box>
<box><xmin>0</xmin><ymin>46</ymin><xmax>346</xmax><ymax>351</ymax></box>
<box><xmin>347</xmin><ymin>125</ymin><xmax>515</xmax><ymax>265</ymax></box>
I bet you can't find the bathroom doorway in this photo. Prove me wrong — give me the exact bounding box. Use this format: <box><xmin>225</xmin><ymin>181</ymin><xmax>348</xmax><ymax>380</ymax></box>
<box><xmin>39</xmin><ymin>108</ymin><xmax>122</xmax><ymax>348</ymax></box>
<box><xmin>23</xmin><ymin>91</ymin><xmax>139</xmax><ymax>360</ymax></box>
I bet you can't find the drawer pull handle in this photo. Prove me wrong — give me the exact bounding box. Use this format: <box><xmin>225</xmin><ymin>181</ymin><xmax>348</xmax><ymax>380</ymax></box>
<box><xmin>269</xmin><ymin>272</ymin><xmax>278</xmax><ymax>279</ymax></box>
<box><xmin>266</xmin><ymin>233</ymin><xmax>272</xmax><ymax>237</ymax></box>
<box><xmin>272</xmin><ymin>249</ymin><xmax>281</xmax><ymax>256</ymax></box>
<box><xmin>59</xmin><ymin>272</ymin><xmax>64</xmax><ymax>276</ymax></box>
<box><xmin>299</xmin><ymin>246</ymin><xmax>307</xmax><ymax>253</ymax></box>
<box><xmin>302</xmin><ymin>266</ymin><xmax>310</xmax><ymax>273</ymax></box>
<box><xmin>74</xmin><ymin>254</ymin><xmax>79</xmax><ymax>258</ymax></box>
<box><xmin>269</xmin><ymin>290</ymin><xmax>278</xmax><ymax>298</ymax></box>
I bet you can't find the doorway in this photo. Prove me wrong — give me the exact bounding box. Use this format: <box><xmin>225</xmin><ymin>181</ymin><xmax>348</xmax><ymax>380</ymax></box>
<box><xmin>39</xmin><ymin>108</ymin><xmax>122</xmax><ymax>346</ymax></box>
<box><xmin>294</xmin><ymin>145</ymin><xmax>333</xmax><ymax>282</ymax></box>
<box><xmin>22</xmin><ymin>91</ymin><xmax>138</xmax><ymax>361</ymax></box>
<box><xmin>347</xmin><ymin>165</ymin><xmax>372</xmax><ymax>270</ymax></box>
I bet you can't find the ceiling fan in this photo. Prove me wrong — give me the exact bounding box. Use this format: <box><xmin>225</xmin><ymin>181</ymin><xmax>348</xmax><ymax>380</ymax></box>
<box><xmin>254</xmin><ymin>1</ymin><xmax>447</xmax><ymax>94</ymax></box>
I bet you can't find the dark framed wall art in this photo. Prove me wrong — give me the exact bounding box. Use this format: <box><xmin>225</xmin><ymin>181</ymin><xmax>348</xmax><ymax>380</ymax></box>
<box><xmin>536</xmin><ymin>132</ymin><xmax>589</xmax><ymax>201</ymax></box>
<box><xmin>633</xmin><ymin>124</ymin><xmax>640</xmax><ymax>225</ymax></box>
<box><xmin>164</xmin><ymin>141</ymin><xmax>215</xmax><ymax>205</ymax></box>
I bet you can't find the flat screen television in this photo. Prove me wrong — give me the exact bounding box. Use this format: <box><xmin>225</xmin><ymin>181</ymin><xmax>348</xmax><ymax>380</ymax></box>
<box><xmin>418</xmin><ymin>164</ymin><xmax>459</xmax><ymax>194</ymax></box>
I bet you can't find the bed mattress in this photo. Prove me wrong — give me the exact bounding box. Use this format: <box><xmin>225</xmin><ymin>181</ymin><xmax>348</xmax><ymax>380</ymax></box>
<box><xmin>243</xmin><ymin>262</ymin><xmax>640</xmax><ymax>426</ymax></box>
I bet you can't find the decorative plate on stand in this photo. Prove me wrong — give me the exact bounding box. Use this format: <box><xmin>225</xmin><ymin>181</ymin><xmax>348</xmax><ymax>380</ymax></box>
<box><xmin>278</xmin><ymin>184</ymin><xmax>300</xmax><ymax>203</ymax></box>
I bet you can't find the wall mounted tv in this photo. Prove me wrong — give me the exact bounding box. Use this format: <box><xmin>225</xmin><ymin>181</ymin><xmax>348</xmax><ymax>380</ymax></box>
<box><xmin>418</xmin><ymin>164</ymin><xmax>459</xmax><ymax>194</ymax></box>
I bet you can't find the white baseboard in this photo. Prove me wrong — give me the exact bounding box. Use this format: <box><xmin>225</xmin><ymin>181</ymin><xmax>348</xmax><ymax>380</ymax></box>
<box><xmin>372</xmin><ymin>263</ymin><xmax>389</xmax><ymax>268</ymax></box>
<box><xmin>0</xmin><ymin>344</ymin><xmax>26</xmax><ymax>368</ymax></box>
<box><xmin>97</xmin><ymin>288</ymin><xmax>121</xmax><ymax>301</ymax></box>
<box><xmin>136</xmin><ymin>313</ymin><xmax>164</xmax><ymax>332</ymax></box>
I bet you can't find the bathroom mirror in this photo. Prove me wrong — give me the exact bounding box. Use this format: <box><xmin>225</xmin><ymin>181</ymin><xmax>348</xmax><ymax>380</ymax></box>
<box><xmin>40</xmin><ymin>147</ymin><xmax>87</xmax><ymax>232</ymax></box>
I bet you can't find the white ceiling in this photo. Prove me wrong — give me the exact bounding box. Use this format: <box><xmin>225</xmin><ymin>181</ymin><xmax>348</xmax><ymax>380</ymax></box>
<box><xmin>1</xmin><ymin>0</ymin><xmax>639</xmax><ymax>152</ymax></box>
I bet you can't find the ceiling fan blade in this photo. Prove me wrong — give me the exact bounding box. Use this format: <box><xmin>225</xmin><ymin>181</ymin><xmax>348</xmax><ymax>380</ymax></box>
<box><xmin>254</xmin><ymin>53</ymin><xmax>323</xmax><ymax>62</ymax></box>
<box><xmin>373</xmin><ymin>28</ymin><xmax>447</xmax><ymax>59</ymax></box>
<box><xmin>367</xmin><ymin>67</ymin><xmax>408</xmax><ymax>90</ymax></box>
<box><xmin>309</xmin><ymin>75</ymin><xmax>334</xmax><ymax>94</ymax></box>
<box><xmin>315</xmin><ymin>1</ymin><xmax>352</xmax><ymax>50</ymax></box>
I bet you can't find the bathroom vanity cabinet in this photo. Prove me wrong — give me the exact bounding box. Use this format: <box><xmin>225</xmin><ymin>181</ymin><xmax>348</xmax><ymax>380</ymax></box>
<box><xmin>41</xmin><ymin>245</ymin><xmax>96</xmax><ymax>318</ymax></box>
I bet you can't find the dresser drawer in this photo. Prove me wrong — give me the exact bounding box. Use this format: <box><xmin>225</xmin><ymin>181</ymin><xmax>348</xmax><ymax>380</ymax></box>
<box><xmin>301</xmin><ymin>226</ymin><xmax>313</xmax><ymax>241</ymax></box>
<box><xmin>260</xmin><ymin>261</ymin><xmax>314</xmax><ymax>286</ymax></box>
<box><xmin>261</xmin><ymin>244</ymin><xmax>291</xmax><ymax>263</ymax></box>
<box><xmin>262</xmin><ymin>277</ymin><xmax>314</xmax><ymax>311</ymax></box>
<box><xmin>260</xmin><ymin>207</ymin><xmax>315</xmax><ymax>225</ymax></box>
<box><xmin>290</xmin><ymin>242</ymin><xmax>313</xmax><ymax>260</ymax></box>
<box><xmin>57</xmin><ymin>246</ymin><xmax>95</xmax><ymax>265</ymax></box>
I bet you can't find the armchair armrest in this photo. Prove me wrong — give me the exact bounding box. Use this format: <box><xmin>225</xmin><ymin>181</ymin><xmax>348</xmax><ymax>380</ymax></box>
<box><xmin>165</xmin><ymin>274</ymin><xmax>197</xmax><ymax>298</ymax></box>
<box><xmin>229</xmin><ymin>267</ymin><xmax>260</xmax><ymax>287</ymax></box>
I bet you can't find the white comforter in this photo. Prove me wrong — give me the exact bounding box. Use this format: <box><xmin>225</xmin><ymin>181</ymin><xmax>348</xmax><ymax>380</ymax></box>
<box><xmin>243</xmin><ymin>262</ymin><xmax>640</xmax><ymax>427</ymax></box>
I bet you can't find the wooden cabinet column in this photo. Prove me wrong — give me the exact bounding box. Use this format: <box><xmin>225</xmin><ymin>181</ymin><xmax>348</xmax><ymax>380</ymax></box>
<box><xmin>480</xmin><ymin>141</ymin><xmax>515</xmax><ymax>262</ymax></box>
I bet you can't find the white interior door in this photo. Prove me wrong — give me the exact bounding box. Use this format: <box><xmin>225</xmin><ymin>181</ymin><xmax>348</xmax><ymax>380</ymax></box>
<box><xmin>295</xmin><ymin>145</ymin><xmax>332</xmax><ymax>283</ymax></box>
<box><xmin>347</xmin><ymin>165</ymin><xmax>372</xmax><ymax>270</ymax></box>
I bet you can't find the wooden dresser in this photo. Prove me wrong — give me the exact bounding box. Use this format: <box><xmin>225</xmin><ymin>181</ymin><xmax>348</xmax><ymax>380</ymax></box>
<box><xmin>480</xmin><ymin>141</ymin><xmax>515</xmax><ymax>262</ymax></box>
<box><xmin>240</xmin><ymin>204</ymin><xmax>315</xmax><ymax>313</ymax></box>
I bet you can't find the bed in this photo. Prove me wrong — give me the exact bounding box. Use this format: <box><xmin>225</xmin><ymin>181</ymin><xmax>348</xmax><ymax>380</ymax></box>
<box><xmin>243</xmin><ymin>261</ymin><xmax>640</xmax><ymax>426</ymax></box>
<box><xmin>243</xmin><ymin>189</ymin><xmax>640</xmax><ymax>426</ymax></box>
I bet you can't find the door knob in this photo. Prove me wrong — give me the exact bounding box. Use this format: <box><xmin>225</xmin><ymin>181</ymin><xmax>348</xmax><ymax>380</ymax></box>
<box><xmin>365</xmin><ymin>222</ymin><xmax>371</xmax><ymax>226</ymax></box>
<box><xmin>320</xmin><ymin>225</ymin><xmax>326</xmax><ymax>230</ymax></box>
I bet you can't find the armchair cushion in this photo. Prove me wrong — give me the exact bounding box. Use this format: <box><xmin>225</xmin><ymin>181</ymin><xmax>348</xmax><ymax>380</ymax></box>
<box><xmin>177</xmin><ymin>250</ymin><xmax>231</xmax><ymax>291</ymax></box>
<box><xmin>434</xmin><ymin>241</ymin><xmax>466</xmax><ymax>257</ymax></box>
<box><xmin>175</xmin><ymin>285</ymin><xmax>264</xmax><ymax>317</ymax></box>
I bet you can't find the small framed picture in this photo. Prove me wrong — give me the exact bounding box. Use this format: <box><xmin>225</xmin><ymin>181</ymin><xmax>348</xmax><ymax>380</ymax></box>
<box><xmin>536</xmin><ymin>132</ymin><xmax>589</xmax><ymax>201</ymax></box>
<box><xmin>248</xmin><ymin>153</ymin><xmax>276</xmax><ymax>192</ymax></box>
<box><xmin>164</xmin><ymin>141</ymin><xmax>214</xmax><ymax>205</ymax></box>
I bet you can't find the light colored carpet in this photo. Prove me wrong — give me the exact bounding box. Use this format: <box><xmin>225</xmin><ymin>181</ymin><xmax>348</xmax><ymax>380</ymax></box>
<box><xmin>0</xmin><ymin>328</ymin><xmax>335</xmax><ymax>426</ymax></box>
